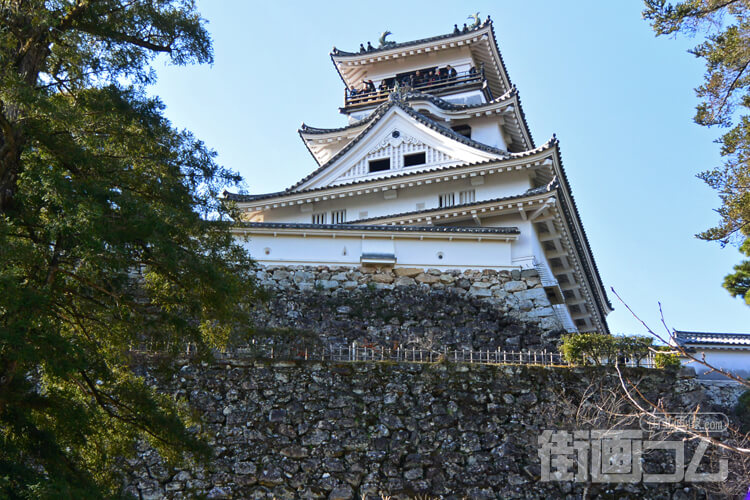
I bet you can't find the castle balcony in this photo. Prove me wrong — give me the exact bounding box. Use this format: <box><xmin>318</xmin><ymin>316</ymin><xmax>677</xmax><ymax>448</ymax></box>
<box><xmin>342</xmin><ymin>69</ymin><xmax>488</xmax><ymax>113</ymax></box>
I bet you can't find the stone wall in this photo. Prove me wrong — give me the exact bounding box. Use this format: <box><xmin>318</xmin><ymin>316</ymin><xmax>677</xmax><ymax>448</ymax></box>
<box><xmin>250</xmin><ymin>265</ymin><xmax>564</xmax><ymax>352</ymax></box>
<box><xmin>124</xmin><ymin>359</ymin><xmax>723</xmax><ymax>500</ymax></box>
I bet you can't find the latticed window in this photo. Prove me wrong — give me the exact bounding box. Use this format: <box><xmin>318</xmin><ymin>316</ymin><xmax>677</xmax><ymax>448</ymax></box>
<box><xmin>312</xmin><ymin>212</ymin><xmax>327</xmax><ymax>224</ymax></box>
<box><xmin>331</xmin><ymin>209</ymin><xmax>346</xmax><ymax>224</ymax></box>
<box><xmin>438</xmin><ymin>192</ymin><xmax>455</xmax><ymax>208</ymax></box>
<box><xmin>459</xmin><ymin>189</ymin><xmax>476</xmax><ymax>204</ymax></box>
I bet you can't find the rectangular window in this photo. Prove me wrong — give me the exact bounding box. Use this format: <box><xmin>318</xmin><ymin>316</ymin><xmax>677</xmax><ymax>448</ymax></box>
<box><xmin>438</xmin><ymin>192</ymin><xmax>455</xmax><ymax>208</ymax></box>
<box><xmin>403</xmin><ymin>152</ymin><xmax>426</xmax><ymax>167</ymax></box>
<box><xmin>331</xmin><ymin>209</ymin><xmax>346</xmax><ymax>224</ymax></box>
<box><xmin>459</xmin><ymin>189</ymin><xmax>476</xmax><ymax>204</ymax></box>
<box><xmin>368</xmin><ymin>158</ymin><xmax>391</xmax><ymax>173</ymax></box>
<box><xmin>312</xmin><ymin>212</ymin><xmax>327</xmax><ymax>224</ymax></box>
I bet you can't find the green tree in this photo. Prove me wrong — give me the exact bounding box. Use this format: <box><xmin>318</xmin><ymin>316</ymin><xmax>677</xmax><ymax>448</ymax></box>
<box><xmin>643</xmin><ymin>0</ymin><xmax>750</xmax><ymax>301</ymax></box>
<box><xmin>723</xmin><ymin>238</ymin><xmax>750</xmax><ymax>302</ymax></box>
<box><xmin>0</xmin><ymin>1</ymin><xmax>260</xmax><ymax>497</ymax></box>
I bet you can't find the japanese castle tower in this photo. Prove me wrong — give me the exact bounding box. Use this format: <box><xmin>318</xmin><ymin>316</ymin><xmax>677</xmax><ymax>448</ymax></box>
<box><xmin>224</xmin><ymin>17</ymin><xmax>612</xmax><ymax>334</ymax></box>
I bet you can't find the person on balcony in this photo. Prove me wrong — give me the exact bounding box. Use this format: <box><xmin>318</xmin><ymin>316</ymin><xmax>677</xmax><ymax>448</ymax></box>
<box><xmin>410</xmin><ymin>70</ymin><xmax>423</xmax><ymax>87</ymax></box>
<box><xmin>446</xmin><ymin>65</ymin><xmax>457</xmax><ymax>80</ymax></box>
<box><xmin>363</xmin><ymin>79</ymin><xmax>376</xmax><ymax>93</ymax></box>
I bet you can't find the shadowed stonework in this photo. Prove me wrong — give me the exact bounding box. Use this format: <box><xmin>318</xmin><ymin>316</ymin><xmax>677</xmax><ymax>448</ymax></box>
<box><xmin>124</xmin><ymin>360</ymin><xmax>722</xmax><ymax>499</ymax></box>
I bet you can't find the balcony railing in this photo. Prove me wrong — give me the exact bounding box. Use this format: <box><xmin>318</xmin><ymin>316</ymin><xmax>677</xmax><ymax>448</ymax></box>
<box><xmin>344</xmin><ymin>69</ymin><xmax>486</xmax><ymax>110</ymax></box>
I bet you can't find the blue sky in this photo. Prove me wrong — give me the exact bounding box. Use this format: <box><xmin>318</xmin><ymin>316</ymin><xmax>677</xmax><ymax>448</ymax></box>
<box><xmin>150</xmin><ymin>1</ymin><xmax>748</xmax><ymax>336</ymax></box>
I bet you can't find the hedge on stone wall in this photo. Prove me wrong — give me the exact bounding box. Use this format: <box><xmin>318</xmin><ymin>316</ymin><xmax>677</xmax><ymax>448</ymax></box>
<box><xmin>560</xmin><ymin>333</ymin><xmax>675</xmax><ymax>367</ymax></box>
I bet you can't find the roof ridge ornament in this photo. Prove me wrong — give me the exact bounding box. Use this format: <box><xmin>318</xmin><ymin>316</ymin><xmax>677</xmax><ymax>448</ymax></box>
<box><xmin>468</xmin><ymin>12</ymin><xmax>481</xmax><ymax>30</ymax></box>
<box><xmin>388</xmin><ymin>85</ymin><xmax>408</xmax><ymax>102</ymax></box>
<box><xmin>378</xmin><ymin>30</ymin><xmax>396</xmax><ymax>49</ymax></box>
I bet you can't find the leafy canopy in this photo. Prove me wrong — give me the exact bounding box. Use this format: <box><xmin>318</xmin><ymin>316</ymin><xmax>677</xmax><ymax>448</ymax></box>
<box><xmin>643</xmin><ymin>0</ymin><xmax>750</xmax><ymax>303</ymax></box>
<box><xmin>0</xmin><ymin>1</ymin><xmax>260</xmax><ymax>497</ymax></box>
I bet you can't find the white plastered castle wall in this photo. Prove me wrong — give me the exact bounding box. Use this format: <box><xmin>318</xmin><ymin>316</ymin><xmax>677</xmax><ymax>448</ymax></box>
<box><xmin>237</xmin><ymin>233</ymin><xmax>514</xmax><ymax>271</ymax></box>
<box><xmin>256</xmin><ymin>170</ymin><xmax>534</xmax><ymax>224</ymax></box>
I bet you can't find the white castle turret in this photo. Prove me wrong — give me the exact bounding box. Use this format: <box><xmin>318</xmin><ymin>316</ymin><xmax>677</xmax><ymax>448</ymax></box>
<box><xmin>224</xmin><ymin>17</ymin><xmax>612</xmax><ymax>333</ymax></box>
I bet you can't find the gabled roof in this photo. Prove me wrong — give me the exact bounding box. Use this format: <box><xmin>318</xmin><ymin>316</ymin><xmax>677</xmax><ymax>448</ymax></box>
<box><xmin>330</xmin><ymin>19</ymin><xmax>512</xmax><ymax>99</ymax></box>
<box><xmin>222</xmin><ymin>137</ymin><xmax>557</xmax><ymax>204</ymax></box>
<box><xmin>674</xmin><ymin>330</ymin><xmax>750</xmax><ymax>348</ymax></box>
<box><xmin>291</xmin><ymin>94</ymin><xmax>509</xmax><ymax>191</ymax></box>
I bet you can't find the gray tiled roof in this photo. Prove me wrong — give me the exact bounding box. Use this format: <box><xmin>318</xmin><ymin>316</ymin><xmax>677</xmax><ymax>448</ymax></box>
<box><xmin>221</xmin><ymin>137</ymin><xmax>557</xmax><ymax>203</ymax></box>
<box><xmin>330</xmin><ymin>19</ymin><xmax>513</xmax><ymax>102</ymax></box>
<box><xmin>674</xmin><ymin>331</ymin><xmax>750</xmax><ymax>347</ymax></box>
<box><xmin>299</xmin><ymin>86</ymin><xmax>519</xmax><ymax>135</ymax></box>
<box><xmin>235</xmin><ymin>221</ymin><xmax>520</xmax><ymax>235</ymax></box>
<box><xmin>549</xmin><ymin>138</ymin><xmax>612</xmax><ymax>314</ymax></box>
<box><xmin>331</xmin><ymin>20</ymin><xmax>491</xmax><ymax>58</ymax></box>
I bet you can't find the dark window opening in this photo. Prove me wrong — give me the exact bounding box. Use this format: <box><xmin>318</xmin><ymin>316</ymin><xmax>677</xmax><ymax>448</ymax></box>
<box><xmin>403</xmin><ymin>152</ymin><xmax>426</xmax><ymax>167</ymax></box>
<box><xmin>368</xmin><ymin>158</ymin><xmax>391</xmax><ymax>173</ymax></box>
<box><xmin>452</xmin><ymin>124</ymin><xmax>472</xmax><ymax>138</ymax></box>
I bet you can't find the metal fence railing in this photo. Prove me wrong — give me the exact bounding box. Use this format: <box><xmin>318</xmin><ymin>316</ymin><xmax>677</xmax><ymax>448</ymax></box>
<box><xmin>131</xmin><ymin>342</ymin><xmax>659</xmax><ymax>369</ymax></box>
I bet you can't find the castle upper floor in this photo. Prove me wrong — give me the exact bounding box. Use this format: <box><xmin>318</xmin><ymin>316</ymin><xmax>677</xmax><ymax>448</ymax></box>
<box><xmin>331</xmin><ymin>17</ymin><xmax>511</xmax><ymax>117</ymax></box>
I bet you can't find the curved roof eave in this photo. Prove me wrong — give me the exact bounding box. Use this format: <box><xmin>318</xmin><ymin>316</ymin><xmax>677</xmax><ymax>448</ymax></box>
<box><xmin>222</xmin><ymin>136</ymin><xmax>557</xmax><ymax>204</ymax></box>
<box><xmin>330</xmin><ymin>20</ymin><xmax>512</xmax><ymax>94</ymax></box>
<box><xmin>547</xmin><ymin>138</ymin><xmax>613</xmax><ymax>319</ymax></box>
<box><xmin>300</xmin><ymin>86</ymin><xmax>518</xmax><ymax>137</ymax></box>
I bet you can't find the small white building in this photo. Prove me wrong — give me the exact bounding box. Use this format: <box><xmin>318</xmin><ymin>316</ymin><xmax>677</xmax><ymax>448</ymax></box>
<box><xmin>223</xmin><ymin>18</ymin><xmax>612</xmax><ymax>334</ymax></box>
<box><xmin>673</xmin><ymin>330</ymin><xmax>750</xmax><ymax>380</ymax></box>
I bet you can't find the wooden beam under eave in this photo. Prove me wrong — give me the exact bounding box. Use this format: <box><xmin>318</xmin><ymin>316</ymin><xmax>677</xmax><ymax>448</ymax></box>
<box><xmin>517</xmin><ymin>204</ymin><xmax>527</xmax><ymax>220</ymax></box>
<box><xmin>565</xmin><ymin>297</ymin><xmax>587</xmax><ymax>307</ymax></box>
<box><xmin>539</xmin><ymin>231</ymin><xmax>561</xmax><ymax>242</ymax></box>
<box><xmin>545</xmin><ymin>250</ymin><xmax>569</xmax><ymax>260</ymax></box>
<box><xmin>560</xmin><ymin>282</ymin><xmax>581</xmax><ymax>291</ymax></box>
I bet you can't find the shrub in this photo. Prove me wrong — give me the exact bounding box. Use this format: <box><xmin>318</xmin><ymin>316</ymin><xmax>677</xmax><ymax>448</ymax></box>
<box><xmin>561</xmin><ymin>333</ymin><xmax>655</xmax><ymax>367</ymax></box>
<box><xmin>653</xmin><ymin>345</ymin><xmax>681</xmax><ymax>369</ymax></box>
<box><xmin>561</xmin><ymin>333</ymin><xmax>615</xmax><ymax>366</ymax></box>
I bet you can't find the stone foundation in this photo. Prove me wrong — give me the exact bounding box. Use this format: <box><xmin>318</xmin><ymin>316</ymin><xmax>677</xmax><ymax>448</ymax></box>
<box><xmin>251</xmin><ymin>265</ymin><xmax>565</xmax><ymax>352</ymax></box>
<box><xmin>124</xmin><ymin>359</ymin><xmax>721</xmax><ymax>499</ymax></box>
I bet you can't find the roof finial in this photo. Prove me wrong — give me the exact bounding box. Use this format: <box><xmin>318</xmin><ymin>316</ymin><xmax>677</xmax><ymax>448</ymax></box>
<box><xmin>359</xmin><ymin>43</ymin><xmax>366</xmax><ymax>54</ymax></box>
<box><xmin>379</xmin><ymin>30</ymin><xmax>396</xmax><ymax>48</ymax></box>
<box><xmin>453</xmin><ymin>24</ymin><xmax>460</xmax><ymax>35</ymax></box>
<box><xmin>462</xmin><ymin>23</ymin><xmax>468</xmax><ymax>33</ymax></box>
<box><xmin>486</xmin><ymin>15</ymin><xmax>492</xmax><ymax>25</ymax></box>
<box><xmin>366</xmin><ymin>41</ymin><xmax>374</xmax><ymax>52</ymax></box>
<box><xmin>468</xmin><ymin>12</ymin><xmax>481</xmax><ymax>29</ymax></box>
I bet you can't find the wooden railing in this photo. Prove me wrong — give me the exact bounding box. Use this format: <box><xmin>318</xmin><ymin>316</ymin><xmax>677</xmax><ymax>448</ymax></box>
<box><xmin>344</xmin><ymin>70</ymin><xmax>485</xmax><ymax>109</ymax></box>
